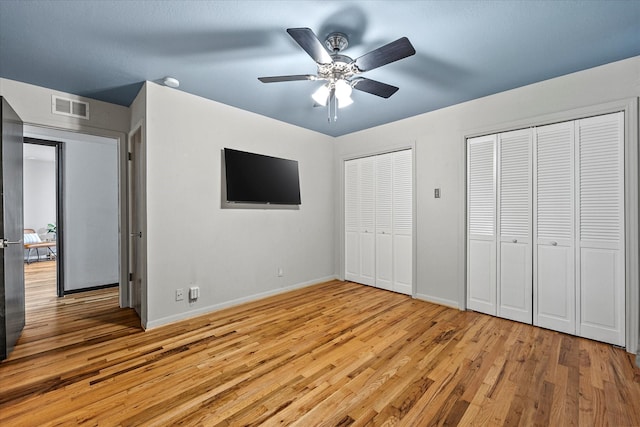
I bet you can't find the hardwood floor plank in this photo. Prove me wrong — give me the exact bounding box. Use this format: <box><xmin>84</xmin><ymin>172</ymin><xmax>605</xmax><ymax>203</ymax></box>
<box><xmin>1</xmin><ymin>263</ymin><xmax>639</xmax><ymax>425</ymax></box>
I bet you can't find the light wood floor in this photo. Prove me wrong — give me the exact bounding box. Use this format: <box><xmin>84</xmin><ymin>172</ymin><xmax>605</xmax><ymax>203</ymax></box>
<box><xmin>1</xmin><ymin>263</ymin><xmax>639</xmax><ymax>426</ymax></box>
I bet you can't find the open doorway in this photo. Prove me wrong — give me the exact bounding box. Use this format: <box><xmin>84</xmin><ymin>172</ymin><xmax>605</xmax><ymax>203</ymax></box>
<box><xmin>23</xmin><ymin>127</ymin><xmax>120</xmax><ymax>303</ymax></box>
<box><xmin>23</xmin><ymin>140</ymin><xmax>62</xmax><ymax>301</ymax></box>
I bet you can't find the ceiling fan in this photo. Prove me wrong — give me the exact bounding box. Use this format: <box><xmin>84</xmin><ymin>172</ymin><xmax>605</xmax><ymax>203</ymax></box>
<box><xmin>258</xmin><ymin>28</ymin><xmax>416</xmax><ymax>122</ymax></box>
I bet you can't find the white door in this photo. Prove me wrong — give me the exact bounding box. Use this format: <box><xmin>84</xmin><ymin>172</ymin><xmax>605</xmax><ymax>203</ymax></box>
<box><xmin>534</xmin><ymin>121</ymin><xmax>575</xmax><ymax>334</ymax></box>
<box><xmin>344</xmin><ymin>159</ymin><xmax>360</xmax><ymax>282</ymax></box>
<box><xmin>128</xmin><ymin>127</ymin><xmax>144</xmax><ymax>317</ymax></box>
<box><xmin>375</xmin><ymin>153</ymin><xmax>393</xmax><ymax>291</ymax></box>
<box><xmin>576</xmin><ymin>112</ymin><xmax>625</xmax><ymax>346</ymax></box>
<box><xmin>497</xmin><ymin>129</ymin><xmax>532</xmax><ymax>323</ymax></box>
<box><xmin>392</xmin><ymin>149</ymin><xmax>413</xmax><ymax>295</ymax></box>
<box><xmin>345</xmin><ymin>150</ymin><xmax>413</xmax><ymax>295</ymax></box>
<box><xmin>467</xmin><ymin>135</ymin><xmax>497</xmax><ymax>315</ymax></box>
<box><xmin>344</xmin><ymin>157</ymin><xmax>376</xmax><ymax>286</ymax></box>
<box><xmin>359</xmin><ymin>156</ymin><xmax>376</xmax><ymax>286</ymax></box>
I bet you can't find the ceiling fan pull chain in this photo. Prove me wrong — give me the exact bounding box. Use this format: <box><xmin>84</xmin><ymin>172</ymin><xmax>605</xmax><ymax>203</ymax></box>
<box><xmin>334</xmin><ymin>93</ymin><xmax>338</xmax><ymax>122</ymax></box>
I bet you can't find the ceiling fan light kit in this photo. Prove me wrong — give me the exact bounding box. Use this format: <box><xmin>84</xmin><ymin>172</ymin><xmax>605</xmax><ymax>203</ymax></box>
<box><xmin>258</xmin><ymin>28</ymin><xmax>416</xmax><ymax>123</ymax></box>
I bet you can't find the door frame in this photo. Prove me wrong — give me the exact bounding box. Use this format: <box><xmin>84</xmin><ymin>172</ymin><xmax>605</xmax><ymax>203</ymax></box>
<box><xmin>22</xmin><ymin>124</ymin><xmax>130</xmax><ymax>310</ymax></box>
<box><xmin>23</xmin><ymin>138</ymin><xmax>64</xmax><ymax>297</ymax></box>
<box><xmin>462</xmin><ymin>97</ymin><xmax>639</xmax><ymax>354</ymax></box>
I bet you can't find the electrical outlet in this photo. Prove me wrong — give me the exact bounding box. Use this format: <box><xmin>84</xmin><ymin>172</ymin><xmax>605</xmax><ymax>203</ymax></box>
<box><xmin>277</xmin><ymin>267</ymin><xmax>284</xmax><ymax>277</ymax></box>
<box><xmin>175</xmin><ymin>288</ymin><xmax>184</xmax><ymax>301</ymax></box>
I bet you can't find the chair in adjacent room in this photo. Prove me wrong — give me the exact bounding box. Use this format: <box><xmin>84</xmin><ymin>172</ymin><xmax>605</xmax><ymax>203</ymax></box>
<box><xmin>23</xmin><ymin>228</ymin><xmax>56</xmax><ymax>264</ymax></box>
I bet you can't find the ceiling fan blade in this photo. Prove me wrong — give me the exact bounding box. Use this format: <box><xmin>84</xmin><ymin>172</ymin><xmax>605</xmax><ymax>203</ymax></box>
<box><xmin>353</xmin><ymin>37</ymin><xmax>416</xmax><ymax>72</ymax></box>
<box><xmin>352</xmin><ymin>78</ymin><xmax>399</xmax><ymax>98</ymax></box>
<box><xmin>258</xmin><ymin>74</ymin><xmax>317</xmax><ymax>83</ymax></box>
<box><xmin>287</xmin><ymin>28</ymin><xmax>333</xmax><ymax>65</ymax></box>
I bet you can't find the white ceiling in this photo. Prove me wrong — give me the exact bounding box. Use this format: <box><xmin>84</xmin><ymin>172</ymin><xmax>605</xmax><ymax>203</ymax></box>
<box><xmin>1</xmin><ymin>1</ymin><xmax>639</xmax><ymax>136</ymax></box>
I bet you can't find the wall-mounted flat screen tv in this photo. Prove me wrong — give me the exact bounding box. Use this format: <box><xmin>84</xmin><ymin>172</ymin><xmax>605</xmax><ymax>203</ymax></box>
<box><xmin>224</xmin><ymin>148</ymin><xmax>301</xmax><ymax>205</ymax></box>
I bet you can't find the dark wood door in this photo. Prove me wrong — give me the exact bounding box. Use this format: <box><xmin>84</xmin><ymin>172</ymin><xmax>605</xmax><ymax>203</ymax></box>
<box><xmin>0</xmin><ymin>97</ymin><xmax>25</xmax><ymax>360</ymax></box>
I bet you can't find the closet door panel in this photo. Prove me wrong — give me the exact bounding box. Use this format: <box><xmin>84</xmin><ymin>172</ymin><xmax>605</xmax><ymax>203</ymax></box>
<box><xmin>392</xmin><ymin>150</ymin><xmax>413</xmax><ymax>295</ymax></box>
<box><xmin>469</xmin><ymin>239</ymin><xmax>497</xmax><ymax>314</ymax></box>
<box><xmin>359</xmin><ymin>232</ymin><xmax>375</xmax><ymax>285</ymax></box>
<box><xmin>534</xmin><ymin>122</ymin><xmax>575</xmax><ymax>334</ymax></box>
<box><xmin>497</xmin><ymin>129</ymin><xmax>532</xmax><ymax>323</ymax></box>
<box><xmin>375</xmin><ymin>233</ymin><xmax>393</xmax><ymax>290</ymax></box>
<box><xmin>576</xmin><ymin>112</ymin><xmax>625</xmax><ymax>345</ymax></box>
<box><xmin>536</xmin><ymin>244</ymin><xmax>575</xmax><ymax>333</ymax></box>
<box><xmin>376</xmin><ymin>153</ymin><xmax>393</xmax><ymax>290</ymax></box>
<box><xmin>344</xmin><ymin>160</ymin><xmax>360</xmax><ymax>281</ymax></box>
<box><xmin>359</xmin><ymin>157</ymin><xmax>376</xmax><ymax>286</ymax></box>
<box><xmin>345</xmin><ymin>232</ymin><xmax>359</xmax><ymax>281</ymax></box>
<box><xmin>499</xmin><ymin>241</ymin><xmax>531</xmax><ymax>323</ymax></box>
<box><xmin>393</xmin><ymin>234</ymin><xmax>412</xmax><ymax>295</ymax></box>
<box><xmin>580</xmin><ymin>248</ymin><xmax>622</xmax><ymax>341</ymax></box>
<box><xmin>467</xmin><ymin>135</ymin><xmax>497</xmax><ymax>315</ymax></box>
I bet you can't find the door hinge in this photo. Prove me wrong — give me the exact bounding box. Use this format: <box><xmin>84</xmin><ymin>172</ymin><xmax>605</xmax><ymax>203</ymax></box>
<box><xmin>129</xmin><ymin>272</ymin><xmax>134</xmax><ymax>282</ymax></box>
<box><xmin>128</xmin><ymin>152</ymin><xmax>133</xmax><ymax>161</ymax></box>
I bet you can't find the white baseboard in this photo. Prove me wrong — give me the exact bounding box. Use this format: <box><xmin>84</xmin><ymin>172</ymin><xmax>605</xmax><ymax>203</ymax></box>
<box><xmin>144</xmin><ymin>275</ymin><xmax>338</xmax><ymax>330</ymax></box>
<box><xmin>415</xmin><ymin>293</ymin><xmax>461</xmax><ymax>310</ymax></box>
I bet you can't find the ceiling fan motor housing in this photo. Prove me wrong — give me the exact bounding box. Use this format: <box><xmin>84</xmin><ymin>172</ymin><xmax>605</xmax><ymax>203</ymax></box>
<box><xmin>318</xmin><ymin>54</ymin><xmax>355</xmax><ymax>82</ymax></box>
<box><xmin>324</xmin><ymin>32</ymin><xmax>349</xmax><ymax>52</ymax></box>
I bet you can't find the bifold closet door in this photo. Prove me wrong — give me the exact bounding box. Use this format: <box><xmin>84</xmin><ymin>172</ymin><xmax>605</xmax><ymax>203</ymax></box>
<box><xmin>345</xmin><ymin>150</ymin><xmax>413</xmax><ymax>295</ymax></box>
<box><xmin>344</xmin><ymin>159</ymin><xmax>360</xmax><ymax>282</ymax></box>
<box><xmin>392</xmin><ymin>149</ymin><xmax>413</xmax><ymax>295</ymax></box>
<box><xmin>467</xmin><ymin>135</ymin><xmax>497</xmax><ymax>315</ymax></box>
<box><xmin>358</xmin><ymin>156</ymin><xmax>376</xmax><ymax>286</ymax></box>
<box><xmin>344</xmin><ymin>157</ymin><xmax>375</xmax><ymax>286</ymax></box>
<box><xmin>576</xmin><ymin>112</ymin><xmax>625</xmax><ymax>346</ymax></box>
<box><xmin>534</xmin><ymin>121</ymin><xmax>576</xmax><ymax>335</ymax></box>
<box><xmin>497</xmin><ymin>129</ymin><xmax>532</xmax><ymax>323</ymax></box>
<box><xmin>375</xmin><ymin>153</ymin><xmax>393</xmax><ymax>291</ymax></box>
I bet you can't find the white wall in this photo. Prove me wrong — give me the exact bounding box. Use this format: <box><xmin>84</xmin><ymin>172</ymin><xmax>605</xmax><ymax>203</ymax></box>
<box><xmin>334</xmin><ymin>56</ymin><xmax>640</xmax><ymax>311</ymax></box>
<box><xmin>0</xmin><ymin>78</ymin><xmax>130</xmax><ymax>134</ymax></box>
<box><xmin>64</xmin><ymin>137</ymin><xmax>119</xmax><ymax>291</ymax></box>
<box><xmin>143</xmin><ymin>82</ymin><xmax>335</xmax><ymax>328</ymax></box>
<box><xmin>23</xmin><ymin>157</ymin><xmax>56</xmax><ymax>234</ymax></box>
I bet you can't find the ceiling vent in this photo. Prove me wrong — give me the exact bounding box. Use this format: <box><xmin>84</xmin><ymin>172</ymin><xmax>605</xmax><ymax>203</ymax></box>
<box><xmin>51</xmin><ymin>95</ymin><xmax>90</xmax><ymax>120</ymax></box>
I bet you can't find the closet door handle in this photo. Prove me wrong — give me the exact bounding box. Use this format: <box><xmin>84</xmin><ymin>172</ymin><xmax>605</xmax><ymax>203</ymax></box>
<box><xmin>512</xmin><ymin>239</ymin><xmax>518</xmax><ymax>243</ymax></box>
<box><xmin>551</xmin><ymin>241</ymin><xmax>558</xmax><ymax>246</ymax></box>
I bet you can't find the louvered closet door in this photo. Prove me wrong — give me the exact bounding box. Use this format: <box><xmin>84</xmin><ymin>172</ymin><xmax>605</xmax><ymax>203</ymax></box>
<box><xmin>534</xmin><ymin>122</ymin><xmax>575</xmax><ymax>334</ymax></box>
<box><xmin>344</xmin><ymin>159</ymin><xmax>360</xmax><ymax>282</ymax></box>
<box><xmin>467</xmin><ymin>135</ymin><xmax>497</xmax><ymax>315</ymax></box>
<box><xmin>359</xmin><ymin>156</ymin><xmax>376</xmax><ymax>286</ymax></box>
<box><xmin>392</xmin><ymin>149</ymin><xmax>413</xmax><ymax>295</ymax></box>
<box><xmin>576</xmin><ymin>112</ymin><xmax>625</xmax><ymax>346</ymax></box>
<box><xmin>375</xmin><ymin>153</ymin><xmax>393</xmax><ymax>291</ymax></box>
<box><xmin>497</xmin><ymin>129</ymin><xmax>532</xmax><ymax>324</ymax></box>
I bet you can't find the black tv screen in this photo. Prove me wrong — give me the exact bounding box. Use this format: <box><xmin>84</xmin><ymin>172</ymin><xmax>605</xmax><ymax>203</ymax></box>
<box><xmin>224</xmin><ymin>148</ymin><xmax>301</xmax><ymax>205</ymax></box>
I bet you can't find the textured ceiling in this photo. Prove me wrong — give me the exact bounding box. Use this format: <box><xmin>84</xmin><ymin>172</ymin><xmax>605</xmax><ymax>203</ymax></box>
<box><xmin>1</xmin><ymin>1</ymin><xmax>639</xmax><ymax>137</ymax></box>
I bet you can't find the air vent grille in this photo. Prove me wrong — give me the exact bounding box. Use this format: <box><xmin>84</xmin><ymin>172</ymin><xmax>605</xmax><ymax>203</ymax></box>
<box><xmin>51</xmin><ymin>95</ymin><xmax>90</xmax><ymax>119</ymax></box>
